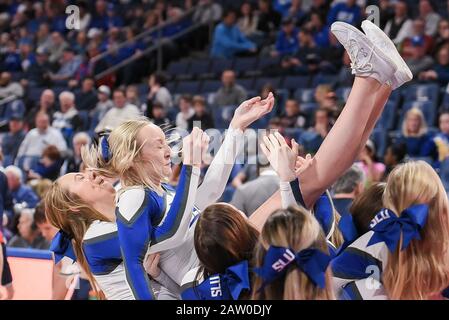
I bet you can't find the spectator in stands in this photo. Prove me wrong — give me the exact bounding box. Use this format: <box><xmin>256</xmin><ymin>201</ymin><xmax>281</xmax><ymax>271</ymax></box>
<box><xmin>305</xmin><ymin>108</ymin><xmax>332</xmax><ymax>153</ymax></box>
<box><xmin>1</xmin><ymin>40</ymin><xmax>21</xmax><ymax>72</ymax></box>
<box><xmin>310</xmin><ymin>0</ymin><xmax>331</xmax><ymax>24</ymax></box>
<box><xmin>422</xmin><ymin>110</ymin><xmax>449</xmax><ymax>168</ymax></box>
<box><xmin>89</xmin><ymin>0</ymin><xmax>109</xmax><ymax>31</ymax></box>
<box><xmin>257</xmin><ymin>0</ymin><xmax>282</xmax><ymax>37</ymax></box>
<box><xmin>238</xmin><ymin>2</ymin><xmax>259</xmax><ymax>37</ymax></box>
<box><xmin>29</xmin><ymin>145</ymin><xmax>63</xmax><ymax>181</ymax></box>
<box><xmin>47</xmin><ymin>31</ymin><xmax>68</xmax><ymax>65</ymax></box>
<box><xmin>434</xmin><ymin>19</ymin><xmax>449</xmax><ymax>53</ymax></box>
<box><xmin>8</xmin><ymin>208</ymin><xmax>48</xmax><ymax>249</ymax></box>
<box><xmin>279</xmin><ymin>99</ymin><xmax>306</xmax><ymax>128</ymax></box>
<box><xmin>22</xmin><ymin>47</ymin><xmax>51</xmax><ymax>87</ymax></box>
<box><xmin>192</xmin><ymin>0</ymin><xmax>223</xmax><ymax>50</ymax></box>
<box><xmin>384</xmin><ymin>1</ymin><xmax>413</xmax><ymax>45</ymax></box>
<box><xmin>272</xmin><ymin>18</ymin><xmax>299</xmax><ymax>57</ymax></box>
<box><xmin>1</xmin><ymin>114</ymin><xmax>25</xmax><ymax>166</ymax></box>
<box><xmin>383</xmin><ymin>143</ymin><xmax>407</xmax><ymax>179</ymax></box>
<box><xmin>176</xmin><ymin>94</ymin><xmax>194</xmax><ymax>130</ymax></box>
<box><xmin>283</xmin><ymin>0</ymin><xmax>306</xmax><ymax>25</ymax></box>
<box><xmin>53</xmin><ymin>91</ymin><xmax>84</xmax><ymax>143</ymax></box>
<box><xmin>18</xmin><ymin>39</ymin><xmax>35</xmax><ymax>72</ymax></box>
<box><xmin>419</xmin><ymin>46</ymin><xmax>449</xmax><ymax>85</ymax></box>
<box><xmin>62</xmin><ymin>132</ymin><xmax>91</xmax><ymax>175</ymax></box>
<box><xmin>35</xmin><ymin>23</ymin><xmax>52</xmax><ymax>53</ymax></box>
<box><xmin>331</xmin><ymin>164</ymin><xmax>365</xmax><ymax>217</ymax></box>
<box><xmin>4</xmin><ymin>166</ymin><xmax>39</xmax><ymax>209</ymax></box>
<box><xmin>315</xmin><ymin>84</ymin><xmax>339</xmax><ymax>112</ymax></box>
<box><xmin>214</xmin><ymin>70</ymin><xmax>248</xmax><ymax>107</ymax></box>
<box><xmin>126</xmin><ymin>85</ymin><xmax>142</xmax><ymax>110</ymax></box>
<box><xmin>357</xmin><ymin>140</ymin><xmax>385</xmax><ymax>184</ymax></box>
<box><xmin>49</xmin><ymin>48</ymin><xmax>82</xmax><ymax>84</ymax></box>
<box><xmin>402</xmin><ymin>18</ymin><xmax>435</xmax><ymax>76</ymax></box>
<box><xmin>95</xmin><ymin>88</ymin><xmax>141</xmax><ymax>133</ymax></box>
<box><xmin>146</xmin><ymin>72</ymin><xmax>173</xmax><ymax>116</ymax></box>
<box><xmin>17</xmin><ymin>112</ymin><xmax>67</xmax><ymax>163</ymax></box>
<box><xmin>419</xmin><ymin>0</ymin><xmax>441</xmax><ymax>36</ymax></box>
<box><xmin>1</xmin><ymin>98</ymin><xmax>25</xmax><ymax>125</ymax></box>
<box><xmin>0</xmin><ymin>72</ymin><xmax>23</xmax><ymax>100</ymax></box>
<box><xmin>337</xmin><ymin>51</ymin><xmax>353</xmax><ymax>87</ymax></box>
<box><xmin>230</xmin><ymin>154</ymin><xmax>279</xmax><ymax>216</ymax></box>
<box><xmin>377</xmin><ymin>0</ymin><xmax>395</xmax><ymax>30</ymax></box>
<box><xmin>211</xmin><ymin>9</ymin><xmax>257</xmax><ymax>59</ymax></box>
<box><xmin>77</xmin><ymin>1</ymin><xmax>92</xmax><ymax>31</ymax></box>
<box><xmin>327</xmin><ymin>0</ymin><xmax>361</xmax><ymax>26</ymax></box>
<box><xmin>33</xmin><ymin>202</ymin><xmax>57</xmax><ymax>243</ymax></box>
<box><xmin>90</xmin><ymin>85</ymin><xmax>113</xmax><ymax>128</ymax></box>
<box><xmin>188</xmin><ymin>95</ymin><xmax>214</xmax><ymax>130</ymax></box>
<box><xmin>397</xmin><ymin>107</ymin><xmax>431</xmax><ymax>157</ymax></box>
<box><xmin>308</xmin><ymin>12</ymin><xmax>330</xmax><ymax>48</ymax></box>
<box><xmin>76</xmin><ymin>77</ymin><xmax>98</xmax><ymax>111</ymax></box>
<box><xmin>150</xmin><ymin>102</ymin><xmax>171</xmax><ymax>128</ymax></box>
<box><xmin>26</xmin><ymin>89</ymin><xmax>55</xmax><ymax>130</ymax></box>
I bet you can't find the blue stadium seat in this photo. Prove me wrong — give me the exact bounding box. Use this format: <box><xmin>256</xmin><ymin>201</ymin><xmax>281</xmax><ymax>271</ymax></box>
<box><xmin>375</xmin><ymin>100</ymin><xmax>397</xmax><ymax>130</ymax></box>
<box><xmin>166</xmin><ymin>82</ymin><xmax>177</xmax><ymax>93</ymax></box>
<box><xmin>210</xmin><ymin>58</ymin><xmax>234</xmax><ymax>75</ymax></box>
<box><xmin>174</xmin><ymin>81</ymin><xmax>201</xmax><ymax>94</ymax></box>
<box><xmin>335</xmin><ymin>87</ymin><xmax>351</xmax><ymax>102</ymax></box>
<box><xmin>311</xmin><ymin>74</ymin><xmax>337</xmax><ymax>87</ymax></box>
<box><xmin>257</xmin><ymin>56</ymin><xmax>281</xmax><ymax>70</ymax></box>
<box><xmin>294</xmin><ymin>88</ymin><xmax>316</xmax><ymax>103</ymax></box>
<box><xmin>166</xmin><ymin>60</ymin><xmax>190</xmax><ymax>77</ymax></box>
<box><xmin>188</xmin><ymin>60</ymin><xmax>211</xmax><ymax>75</ymax></box>
<box><xmin>399</xmin><ymin>100</ymin><xmax>437</xmax><ymax>128</ymax></box>
<box><xmin>27</xmin><ymin>87</ymin><xmax>44</xmax><ymax>103</ymax></box>
<box><xmin>249</xmin><ymin>113</ymin><xmax>272</xmax><ymax>129</ymax></box>
<box><xmin>301</xmin><ymin>102</ymin><xmax>318</xmax><ymax>117</ymax></box>
<box><xmin>370</xmin><ymin>128</ymin><xmax>388</xmax><ymax>158</ymax></box>
<box><xmin>233</xmin><ymin>57</ymin><xmax>258</xmax><ymax>75</ymax></box>
<box><xmin>402</xmin><ymin>83</ymin><xmax>440</xmax><ymax>105</ymax></box>
<box><xmin>283</xmin><ymin>128</ymin><xmax>304</xmax><ymax>142</ymax></box>
<box><xmin>212</xmin><ymin>105</ymin><xmax>238</xmax><ymax>129</ymax></box>
<box><xmin>237</xmin><ymin>78</ymin><xmax>255</xmax><ymax>91</ymax></box>
<box><xmin>201</xmin><ymin>80</ymin><xmax>222</xmax><ymax>93</ymax></box>
<box><xmin>282</xmin><ymin>76</ymin><xmax>310</xmax><ymax>90</ymax></box>
<box><xmin>253</xmin><ymin>77</ymin><xmax>282</xmax><ymax>91</ymax></box>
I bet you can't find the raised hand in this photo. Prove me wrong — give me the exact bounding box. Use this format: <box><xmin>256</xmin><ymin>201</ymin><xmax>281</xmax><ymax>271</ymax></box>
<box><xmin>183</xmin><ymin>127</ymin><xmax>210</xmax><ymax>167</ymax></box>
<box><xmin>230</xmin><ymin>92</ymin><xmax>275</xmax><ymax>131</ymax></box>
<box><xmin>260</xmin><ymin>132</ymin><xmax>298</xmax><ymax>182</ymax></box>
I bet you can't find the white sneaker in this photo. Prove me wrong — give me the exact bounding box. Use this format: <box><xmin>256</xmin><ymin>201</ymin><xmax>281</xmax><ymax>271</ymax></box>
<box><xmin>331</xmin><ymin>21</ymin><xmax>397</xmax><ymax>85</ymax></box>
<box><xmin>361</xmin><ymin>20</ymin><xmax>413</xmax><ymax>90</ymax></box>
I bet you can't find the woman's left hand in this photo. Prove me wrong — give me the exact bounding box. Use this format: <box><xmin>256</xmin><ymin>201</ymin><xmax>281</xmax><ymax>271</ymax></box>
<box><xmin>144</xmin><ymin>253</ymin><xmax>161</xmax><ymax>279</ymax></box>
<box><xmin>230</xmin><ymin>92</ymin><xmax>275</xmax><ymax>131</ymax></box>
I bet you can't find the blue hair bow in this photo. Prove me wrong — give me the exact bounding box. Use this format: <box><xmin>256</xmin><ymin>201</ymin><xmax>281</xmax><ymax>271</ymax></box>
<box><xmin>194</xmin><ymin>261</ymin><xmax>250</xmax><ymax>300</ymax></box>
<box><xmin>254</xmin><ymin>246</ymin><xmax>331</xmax><ymax>290</ymax></box>
<box><xmin>101</xmin><ymin>134</ymin><xmax>111</xmax><ymax>162</ymax></box>
<box><xmin>367</xmin><ymin>204</ymin><xmax>429</xmax><ymax>252</ymax></box>
<box><xmin>50</xmin><ymin>230</ymin><xmax>76</xmax><ymax>263</ymax></box>
<box><xmin>338</xmin><ymin>213</ymin><xmax>359</xmax><ymax>244</ymax></box>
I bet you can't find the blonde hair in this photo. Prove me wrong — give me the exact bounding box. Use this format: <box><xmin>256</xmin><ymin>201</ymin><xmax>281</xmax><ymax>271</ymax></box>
<box><xmin>251</xmin><ymin>206</ymin><xmax>335</xmax><ymax>300</ymax></box>
<box><xmin>402</xmin><ymin>108</ymin><xmax>428</xmax><ymax>137</ymax></box>
<box><xmin>82</xmin><ymin>117</ymin><xmax>166</xmax><ymax>194</ymax></box>
<box><xmin>44</xmin><ymin>180</ymin><xmax>111</xmax><ymax>299</ymax></box>
<box><xmin>382</xmin><ymin>161</ymin><xmax>449</xmax><ymax>299</ymax></box>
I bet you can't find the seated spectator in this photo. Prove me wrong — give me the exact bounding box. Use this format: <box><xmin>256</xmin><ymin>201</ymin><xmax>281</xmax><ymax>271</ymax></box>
<box><xmin>145</xmin><ymin>72</ymin><xmax>173</xmax><ymax>116</ymax></box>
<box><xmin>337</xmin><ymin>51</ymin><xmax>354</xmax><ymax>87</ymax></box>
<box><xmin>331</xmin><ymin>164</ymin><xmax>365</xmax><ymax>217</ymax></box>
<box><xmin>397</xmin><ymin>107</ymin><xmax>431</xmax><ymax>157</ymax></box>
<box><xmin>384</xmin><ymin>0</ymin><xmax>413</xmax><ymax>45</ymax></box>
<box><xmin>279</xmin><ymin>99</ymin><xmax>306</xmax><ymax>128</ymax></box>
<box><xmin>52</xmin><ymin>91</ymin><xmax>84</xmax><ymax>142</ymax></box>
<box><xmin>126</xmin><ymin>85</ymin><xmax>142</xmax><ymax>110</ymax></box>
<box><xmin>272</xmin><ymin>18</ymin><xmax>299</xmax><ymax>57</ymax></box>
<box><xmin>419</xmin><ymin>46</ymin><xmax>449</xmax><ymax>85</ymax></box>
<box><xmin>308</xmin><ymin>12</ymin><xmax>330</xmax><ymax>48</ymax></box>
<box><xmin>175</xmin><ymin>94</ymin><xmax>194</xmax><ymax>130</ymax></box>
<box><xmin>76</xmin><ymin>77</ymin><xmax>98</xmax><ymax>111</ymax></box>
<box><xmin>310</xmin><ymin>0</ymin><xmax>331</xmax><ymax>24</ymax></box>
<box><xmin>8</xmin><ymin>208</ymin><xmax>49</xmax><ymax>249</ymax></box>
<box><xmin>29</xmin><ymin>179</ymin><xmax>52</xmax><ymax>200</ymax></box>
<box><xmin>0</xmin><ymin>98</ymin><xmax>25</xmax><ymax>125</ymax></box>
<box><xmin>283</xmin><ymin>0</ymin><xmax>306</xmax><ymax>25</ymax></box>
<box><xmin>230</xmin><ymin>154</ymin><xmax>279</xmax><ymax>216</ymax></box>
<box><xmin>29</xmin><ymin>145</ymin><xmax>63</xmax><ymax>181</ymax></box>
<box><xmin>305</xmin><ymin>108</ymin><xmax>333</xmax><ymax>153</ymax></box>
<box><xmin>327</xmin><ymin>0</ymin><xmax>361</xmax><ymax>26</ymax></box>
<box><xmin>315</xmin><ymin>84</ymin><xmax>339</xmax><ymax>113</ymax></box>
<box><xmin>150</xmin><ymin>103</ymin><xmax>171</xmax><ymax>128</ymax></box>
<box><xmin>383</xmin><ymin>143</ymin><xmax>407</xmax><ymax>179</ymax></box>
<box><xmin>95</xmin><ymin>88</ymin><xmax>141</xmax><ymax>133</ymax></box>
<box><xmin>0</xmin><ymin>72</ymin><xmax>23</xmax><ymax>100</ymax></box>
<box><xmin>25</xmin><ymin>89</ymin><xmax>56</xmax><ymax>130</ymax></box>
<box><xmin>401</xmin><ymin>18</ymin><xmax>435</xmax><ymax>76</ymax></box>
<box><xmin>257</xmin><ymin>0</ymin><xmax>282</xmax><ymax>37</ymax></box>
<box><xmin>90</xmin><ymin>85</ymin><xmax>113</xmax><ymax>129</ymax></box>
<box><xmin>17</xmin><ymin>112</ymin><xmax>67</xmax><ymax>166</ymax></box>
<box><xmin>18</xmin><ymin>39</ymin><xmax>35</xmax><ymax>72</ymax></box>
<box><xmin>1</xmin><ymin>114</ymin><xmax>25</xmax><ymax>166</ymax></box>
<box><xmin>192</xmin><ymin>0</ymin><xmax>223</xmax><ymax>50</ymax></box>
<box><xmin>356</xmin><ymin>140</ymin><xmax>385</xmax><ymax>184</ymax></box>
<box><xmin>422</xmin><ymin>110</ymin><xmax>449</xmax><ymax>168</ymax></box>
<box><xmin>213</xmin><ymin>70</ymin><xmax>248</xmax><ymax>107</ymax></box>
<box><xmin>22</xmin><ymin>47</ymin><xmax>52</xmax><ymax>87</ymax></box>
<box><xmin>272</xmin><ymin>0</ymin><xmax>293</xmax><ymax>17</ymax></box>
<box><xmin>418</xmin><ymin>0</ymin><xmax>440</xmax><ymax>36</ymax></box>
<box><xmin>210</xmin><ymin>9</ymin><xmax>257</xmax><ymax>59</ymax></box>
<box><xmin>61</xmin><ymin>132</ymin><xmax>91</xmax><ymax>175</ymax></box>
<box><xmin>188</xmin><ymin>96</ymin><xmax>214</xmax><ymax>131</ymax></box>
<box><xmin>33</xmin><ymin>202</ymin><xmax>57</xmax><ymax>243</ymax></box>
<box><xmin>434</xmin><ymin>19</ymin><xmax>449</xmax><ymax>53</ymax></box>
<box><xmin>47</xmin><ymin>31</ymin><xmax>68</xmax><ymax>65</ymax></box>
<box><xmin>238</xmin><ymin>2</ymin><xmax>259</xmax><ymax>37</ymax></box>
<box><xmin>49</xmin><ymin>48</ymin><xmax>82</xmax><ymax>84</ymax></box>
<box><xmin>1</xmin><ymin>40</ymin><xmax>21</xmax><ymax>72</ymax></box>
<box><xmin>4</xmin><ymin>166</ymin><xmax>39</xmax><ymax>209</ymax></box>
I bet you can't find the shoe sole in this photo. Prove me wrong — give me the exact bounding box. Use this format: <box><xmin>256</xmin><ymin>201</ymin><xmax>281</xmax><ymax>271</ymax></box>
<box><xmin>361</xmin><ymin>20</ymin><xmax>412</xmax><ymax>83</ymax></box>
<box><xmin>331</xmin><ymin>21</ymin><xmax>397</xmax><ymax>74</ymax></box>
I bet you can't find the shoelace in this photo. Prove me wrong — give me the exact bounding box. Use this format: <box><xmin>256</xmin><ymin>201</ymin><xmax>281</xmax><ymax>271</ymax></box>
<box><xmin>348</xmin><ymin>38</ymin><xmax>374</xmax><ymax>75</ymax></box>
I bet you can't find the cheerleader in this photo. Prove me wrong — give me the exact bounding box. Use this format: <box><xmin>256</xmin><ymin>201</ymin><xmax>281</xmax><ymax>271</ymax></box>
<box><xmin>82</xmin><ymin>95</ymin><xmax>275</xmax><ymax>299</ymax></box>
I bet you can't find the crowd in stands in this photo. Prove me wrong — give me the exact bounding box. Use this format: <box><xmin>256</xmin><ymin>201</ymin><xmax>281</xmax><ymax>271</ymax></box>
<box><xmin>1</xmin><ymin>0</ymin><xmax>449</xmax><ymax>299</ymax></box>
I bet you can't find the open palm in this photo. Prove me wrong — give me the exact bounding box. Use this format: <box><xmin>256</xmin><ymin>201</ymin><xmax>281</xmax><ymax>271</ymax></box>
<box><xmin>231</xmin><ymin>92</ymin><xmax>275</xmax><ymax>130</ymax></box>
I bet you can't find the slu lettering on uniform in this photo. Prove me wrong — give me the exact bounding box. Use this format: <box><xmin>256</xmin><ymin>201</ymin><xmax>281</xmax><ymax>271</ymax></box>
<box><xmin>369</xmin><ymin>209</ymin><xmax>391</xmax><ymax>228</ymax></box>
<box><xmin>209</xmin><ymin>275</ymin><xmax>222</xmax><ymax>297</ymax></box>
<box><xmin>176</xmin><ymin>305</ymin><xmax>210</xmax><ymax>318</ymax></box>
<box><xmin>272</xmin><ymin>249</ymin><xmax>295</xmax><ymax>272</ymax></box>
